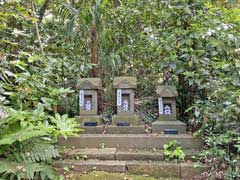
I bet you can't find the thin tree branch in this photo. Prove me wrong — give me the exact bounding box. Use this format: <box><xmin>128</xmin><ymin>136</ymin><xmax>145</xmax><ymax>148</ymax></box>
<box><xmin>31</xmin><ymin>0</ymin><xmax>44</xmax><ymax>54</ymax></box>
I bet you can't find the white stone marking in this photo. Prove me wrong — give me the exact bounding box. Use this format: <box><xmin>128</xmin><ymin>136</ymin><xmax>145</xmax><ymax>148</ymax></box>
<box><xmin>158</xmin><ymin>97</ymin><xmax>163</xmax><ymax>114</ymax></box>
<box><xmin>85</xmin><ymin>99</ymin><xmax>92</xmax><ymax>111</ymax></box>
<box><xmin>79</xmin><ymin>90</ymin><xmax>84</xmax><ymax>107</ymax></box>
<box><xmin>164</xmin><ymin>104</ymin><xmax>172</xmax><ymax>114</ymax></box>
<box><xmin>117</xmin><ymin>89</ymin><xmax>122</xmax><ymax>106</ymax></box>
<box><xmin>123</xmin><ymin>99</ymin><xmax>129</xmax><ymax>112</ymax></box>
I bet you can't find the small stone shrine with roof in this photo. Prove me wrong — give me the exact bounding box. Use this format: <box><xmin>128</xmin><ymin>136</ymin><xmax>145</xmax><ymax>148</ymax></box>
<box><xmin>152</xmin><ymin>85</ymin><xmax>186</xmax><ymax>134</ymax></box>
<box><xmin>112</xmin><ymin>76</ymin><xmax>139</xmax><ymax>126</ymax></box>
<box><xmin>76</xmin><ymin>78</ymin><xmax>102</xmax><ymax>126</ymax></box>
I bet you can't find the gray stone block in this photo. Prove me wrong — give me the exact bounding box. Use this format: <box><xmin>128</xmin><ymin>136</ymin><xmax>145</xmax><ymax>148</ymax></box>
<box><xmin>152</xmin><ymin>120</ymin><xmax>186</xmax><ymax>134</ymax></box>
<box><xmin>116</xmin><ymin>150</ymin><xmax>164</xmax><ymax>161</ymax></box>
<box><xmin>79</xmin><ymin>125</ymin><xmax>145</xmax><ymax>134</ymax></box>
<box><xmin>112</xmin><ymin>114</ymin><xmax>139</xmax><ymax>125</ymax></box>
<box><xmin>180</xmin><ymin>163</ymin><xmax>209</xmax><ymax>178</ymax></box>
<box><xmin>61</xmin><ymin>148</ymin><xmax>117</xmax><ymax>160</ymax></box>
<box><xmin>58</xmin><ymin>134</ymin><xmax>202</xmax><ymax>149</ymax></box>
<box><xmin>76</xmin><ymin>115</ymin><xmax>102</xmax><ymax>126</ymax></box>
<box><xmin>127</xmin><ymin>161</ymin><xmax>181</xmax><ymax>178</ymax></box>
<box><xmin>54</xmin><ymin>160</ymin><xmax>126</xmax><ymax>173</ymax></box>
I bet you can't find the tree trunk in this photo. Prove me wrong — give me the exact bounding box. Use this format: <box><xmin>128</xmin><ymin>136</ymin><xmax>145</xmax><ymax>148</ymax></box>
<box><xmin>39</xmin><ymin>0</ymin><xmax>50</xmax><ymax>23</ymax></box>
<box><xmin>52</xmin><ymin>104</ymin><xmax>58</xmax><ymax>114</ymax></box>
<box><xmin>90</xmin><ymin>25</ymin><xmax>99</xmax><ymax>77</ymax></box>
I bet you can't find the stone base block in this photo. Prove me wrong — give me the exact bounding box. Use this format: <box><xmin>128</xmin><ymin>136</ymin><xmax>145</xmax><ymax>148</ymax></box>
<box><xmin>127</xmin><ymin>161</ymin><xmax>181</xmax><ymax>178</ymax></box>
<box><xmin>58</xmin><ymin>134</ymin><xmax>202</xmax><ymax>149</ymax></box>
<box><xmin>54</xmin><ymin>160</ymin><xmax>126</xmax><ymax>173</ymax></box>
<box><xmin>75</xmin><ymin>116</ymin><xmax>102</xmax><ymax>126</ymax></box>
<box><xmin>180</xmin><ymin>163</ymin><xmax>209</xmax><ymax>178</ymax></box>
<box><xmin>80</xmin><ymin>125</ymin><xmax>145</xmax><ymax>134</ymax></box>
<box><xmin>158</xmin><ymin>114</ymin><xmax>177</xmax><ymax>121</ymax></box>
<box><xmin>152</xmin><ymin>120</ymin><xmax>186</xmax><ymax>134</ymax></box>
<box><xmin>60</xmin><ymin>148</ymin><xmax>117</xmax><ymax>160</ymax></box>
<box><xmin>112</xmin><ymin>114</ymin><xmax>139</xmax><ymax>126</ymax></box>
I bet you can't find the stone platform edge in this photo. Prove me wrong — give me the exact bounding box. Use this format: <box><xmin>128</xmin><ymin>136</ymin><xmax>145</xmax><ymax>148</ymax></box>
<box><xmin>54</xmin><ymin>160</ymin><xmax>209</xmax><ymax>179</ymax></box>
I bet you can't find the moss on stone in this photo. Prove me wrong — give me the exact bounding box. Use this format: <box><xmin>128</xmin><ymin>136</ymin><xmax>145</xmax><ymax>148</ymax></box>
<box><xmin>69</xmin><ymin>171</ymin><xmax>179</xmax><ymax>180</ymax></box>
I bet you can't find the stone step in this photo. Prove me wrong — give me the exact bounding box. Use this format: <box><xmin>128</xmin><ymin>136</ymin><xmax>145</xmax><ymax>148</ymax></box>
<box><xmin>54</xmin><ymin>160</ymin><xmax>126</xmax><ymax>173</ymax></box>
<box><xmin>59</xmin><ymin>148</ymin><xmax>199</xmax><ymax>161</ymax></box>
<box><xmin>127</xmin><ymin>161</ymin><xmax>209</xmax><ymax>179</ymax></box>
<box><xmin>115</xmin><ymin>149</ymin><xmax>198</xmax><ymax>161</ymax></box>
<box><xmin>60</xmin><ymin>148</ymin><xmax>117</xmax><ymax>160</ymax></box>
<box><xmin>80</xmin><ymin>125</ymin><xmax>146</xmax><ymax>134</ymax></box>
<box><xmin>79</xmin><ymin>121</ymin><xmax>186</xmax><ymax>134</ymax></box>
<box><xmin>54</xmin><ymin>160</ymin><xmax>208</xmax><ymax>179</ymax></box>
<box><xmin>58</xmin><ymin>134</ymin><xmax>202</xmax><ymax>149</ymax></box>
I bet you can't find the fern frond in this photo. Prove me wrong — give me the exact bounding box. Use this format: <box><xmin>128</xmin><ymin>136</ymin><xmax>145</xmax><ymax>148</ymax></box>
<box><xmin>0</xmin><ymin>160</ymin><xmax>43</xmax><ymax>180</ymax></box>
<box><xmin>8</xmin><ymin>142</ymin><xmax>60</xmax><ymax>163</ymax></box>
<box><xmin>0</xmin><ymin>125</ymin><xmax>48</xmax><ymax>145</ymax></box>
<box><xmin>0</xmin><ymin>160</ymin><xmax>58</xmax><ymax>180</ymax></box>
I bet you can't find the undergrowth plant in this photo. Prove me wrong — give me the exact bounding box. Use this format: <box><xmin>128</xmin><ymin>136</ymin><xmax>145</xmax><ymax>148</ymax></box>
<box><xmin>0</xmin><ymin>105</ymin><xmax>80</xmax><ymax>179</ymax></box>
<box><xmin>163</xmin><ymin>140</ymin><xmax>185</xmax><ymax>163</ymax></box>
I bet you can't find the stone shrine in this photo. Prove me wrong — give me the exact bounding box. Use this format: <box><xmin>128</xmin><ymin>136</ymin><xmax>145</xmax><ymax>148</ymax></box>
<box><xmin>112</xmin><ymin>77</ymin><xmax>139</xmax><ymax>126</ymax></box>
<box><xmin>76</xmin><ymin>78</ymin><xmax>102</xmax><ymax>126</ymax></box>
<box><xmin>156</xmin><ymin>85</ymin><xmax>178</xmax><ymax>121</ymax></box>
<box><xmin>152</xmin><ymin>85</ymin><xmax>186</xmax><ymax>134</ymax></box>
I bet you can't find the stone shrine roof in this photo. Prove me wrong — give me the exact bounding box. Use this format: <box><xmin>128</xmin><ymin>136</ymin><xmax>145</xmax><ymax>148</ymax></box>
<box><xmin>113</xmin><ymin>76</ymin><xmax>137</xmax><ymax>89</ymax></box>
<box><xmin>156</xmin><ymin>85</ymin><xmax>178</xmax><ymax>97</ymax></box>
<box><xmin>76</xmin><ymin>78</ymin><xmax>102</xmax><ymax>90</ymax></box>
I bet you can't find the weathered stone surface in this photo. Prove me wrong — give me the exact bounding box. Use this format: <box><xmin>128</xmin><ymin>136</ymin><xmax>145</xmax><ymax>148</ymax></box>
<box><xmin>116</xmin><ymin>150</ymin><xmax>164</xmax><ymax>161</ymax></box>
<box><xmin>112</xmin><ymin>115</ymin><xmax>139</xmax><ymax>125</ymax></box>
<box><xmin>113</xmin><ymin>77</ymin><xmax>137</xmax><ymax>89</ymax></box>
<box><xmin>158</xmin><ymin>114</ymin><xmax>177</xmax><ymax>121</ymax></box>
<box><xmin>54</xmin><ymin>160</ymin><xmax>126</xmax><ymax>173</ymax></box>
<box><xmin>180</xmin><ymin>163</ymin><xmax>209</xmax><ymax>178</ymax></box>
<box><xmin>152</xmin><ymin>120</ymin><xmax>186</xmax><ymax>134</ymax></box>
<box><xmin>58</xmin><ymin>134</ymin><xmax>202</xmax><ymax>149</ymax></box>
<box><xmin>80</xmin><ymin>125</ymin><xmax>146</xmax><ymax>134</ymax></box>
<box><xmin>158</xmin><ymin>97</ymin><xmax>177</xmax><ymax>121</ymax></box>
<box><xmin>54</xmin><ymin>160</ymin><xmax>208</xmax><ymax>178</ymax></box>
<box><xmin>59</xmin><ymin>148</ymin><xmax>200</xmax><ymax>161</ymax></box>
<box><xmin>61</xmin><ymin>148</ymin><xmax>117</xmax><ymax>160</ymax></box>
<box><xmin>116</xmin><ymin>149</ymin><xmax>199</xmax><ymax>161</ymax></box>
<box><xmin>127</xmin><ymin>161</ymin><xmax>181</xmax><ymax>178</ymax></box>
<box><xmin>76</xmin><ymin>115</ymin><xmax>102</xmax><ymax>126</ymax></box>
<box><xmin>76</xmin><ymin>78</ymin><xmax>102</xmax><ymax>90</ymax></box>
<box><xmin>156</xmin><ymin>85</ymin><xmax>178</xmax><ymax>97</ymax></box>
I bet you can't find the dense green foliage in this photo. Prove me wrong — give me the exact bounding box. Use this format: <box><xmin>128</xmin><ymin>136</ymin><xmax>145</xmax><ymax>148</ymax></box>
<box><xmin>0</xmin><ymin>1</ymin><xmax>80</xmax><ymax>179</ymax></box>
<box><xmin>0</xmin><ymin>0</ymin><xmax>239</xmax><ymax>179</ymax></box>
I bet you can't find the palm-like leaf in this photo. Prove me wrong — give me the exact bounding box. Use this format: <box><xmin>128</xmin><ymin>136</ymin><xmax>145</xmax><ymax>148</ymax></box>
<box><xmin>49</xmin><ymin>113</ymin><xmax>80</xmax><ymax>138</ymax></box>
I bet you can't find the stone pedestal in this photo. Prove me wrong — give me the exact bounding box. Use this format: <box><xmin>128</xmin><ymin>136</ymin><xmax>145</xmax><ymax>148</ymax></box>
<box><xmin>76</xmin><ymin>116</ymin><xmax>102</xmax><ymax>126</ymax></box>
<box><xmin>152</xmin><ymin>120</ymin><xmax>186</xmax><ymax>134</ymax></box>
<box><xmin>112</xmin><ymin>114</ymin><xmax>139</xmax><ymax>126</ymax></box>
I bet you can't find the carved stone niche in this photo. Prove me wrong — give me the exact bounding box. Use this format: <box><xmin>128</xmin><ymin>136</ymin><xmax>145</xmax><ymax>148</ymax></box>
<box><xmin>152</xmin><ymin>85</ymin><xmax>186</xmax><ymax>134</ymax></box>
<box><xmin>156</xmin><ymin>85</ymin><xmax>178</xmax><ymax>121</ymax></box>
<box><xmin>112</xmin><ymin>77</ymin><xmax>139</xmax><ymax>126</ymax></box>
<box><xmin>76</xmin><ymin>78</ymin><xmax>102</xmax><ymax>126</ymax></box>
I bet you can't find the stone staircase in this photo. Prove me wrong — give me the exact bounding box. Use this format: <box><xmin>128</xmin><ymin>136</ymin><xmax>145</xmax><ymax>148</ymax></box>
<box><xmin>55</xmin><ymin>124</ymin><xmax>207</xmax><ymax>179</ymax></box>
